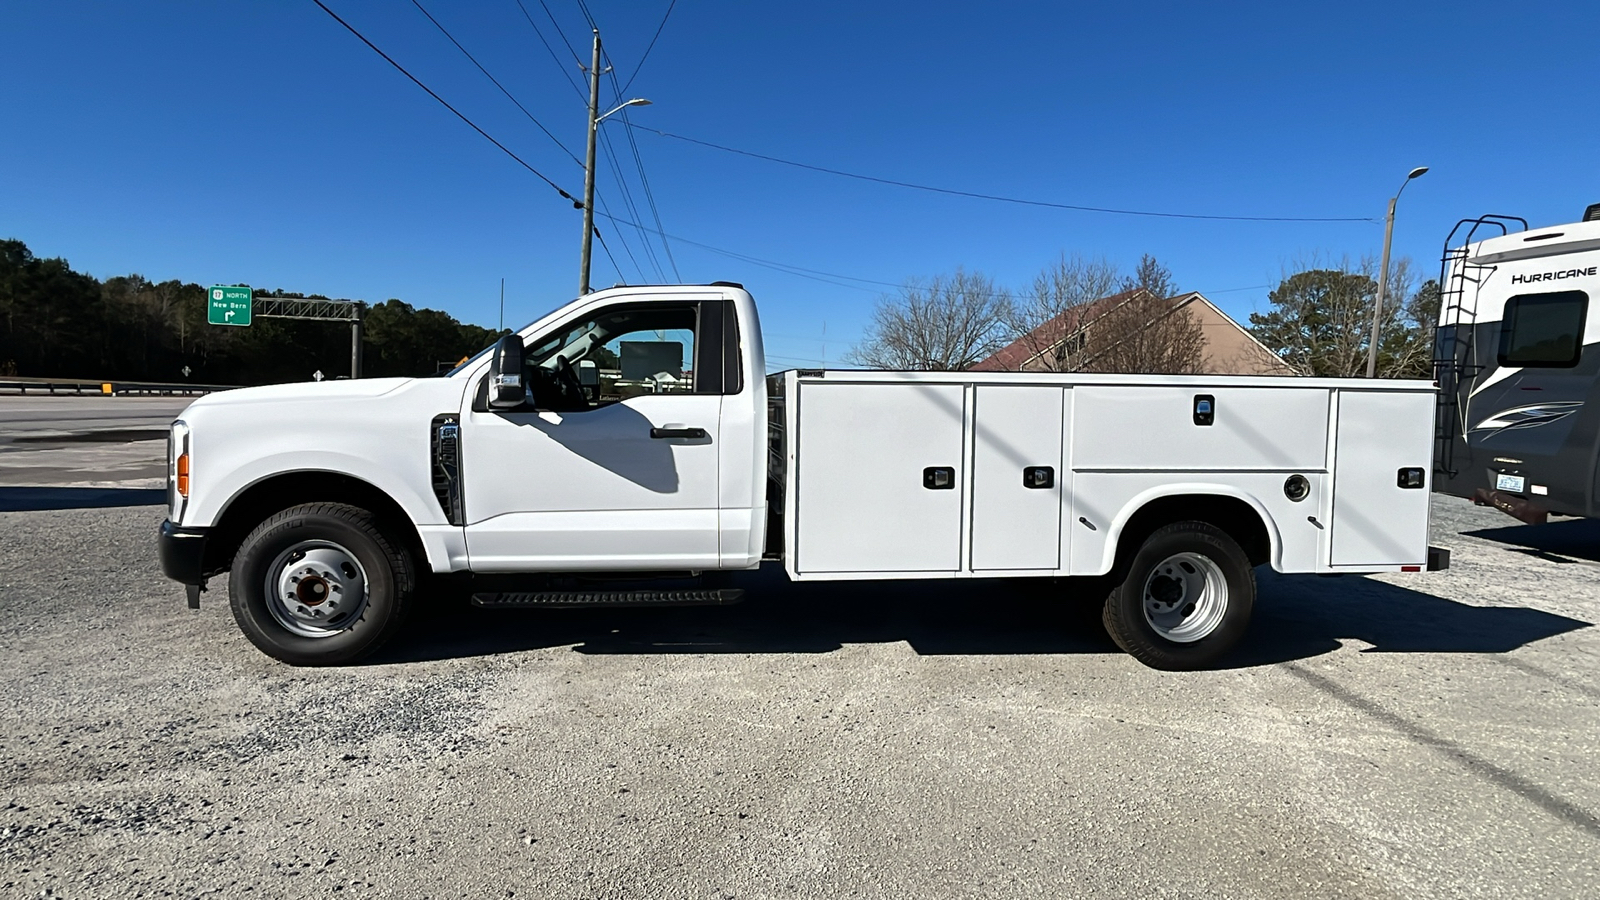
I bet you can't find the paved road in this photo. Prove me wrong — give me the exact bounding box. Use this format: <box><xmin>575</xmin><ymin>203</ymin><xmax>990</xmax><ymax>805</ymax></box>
<box><xmin>0</xmin><ymin>396</ymin><xmax>193</xmax><ymax>487</ymax></box>
<box><xmin>1</xmin><ymin>494</ymin><xmax>1596</xmax><ymax>898</ymax></box>
<box><xmin>0</xmin><ymin>396</ymin><xmax>194</xmax><ymax>433</ymax></box>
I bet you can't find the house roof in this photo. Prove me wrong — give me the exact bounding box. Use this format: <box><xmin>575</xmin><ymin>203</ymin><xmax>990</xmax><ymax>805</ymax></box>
<box><xmin>1179</xmin><ymin>292</ymin><xmax>1295</xmax><ymax>374</ymax></box>
<box><xmin>971</xmin><ymin>289</ymin><xmax>1293</xmax><ymax>374</ymax></box>
<box><xmin>970</xmin><ymin>289</ymin><xmax>1142</xmax><ymax>372</ymax></box>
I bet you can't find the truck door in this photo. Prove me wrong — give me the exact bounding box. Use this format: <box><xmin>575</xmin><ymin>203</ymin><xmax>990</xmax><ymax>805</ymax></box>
<box><xmin>459</xmin><ymin>300</ymin><xmax>726</xmax><ymax>572</ymax></box>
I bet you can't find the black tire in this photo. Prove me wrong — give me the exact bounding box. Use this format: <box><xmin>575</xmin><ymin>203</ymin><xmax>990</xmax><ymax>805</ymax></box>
<box><xmin>228</xmin><ymin>502</ymin><xmax>415</xmax><ymax>666</ymax></box>
<box><xmin>1101</xmin><ymin>521</ymin><xmax>1254</xmax><ymax>671</ymax></box>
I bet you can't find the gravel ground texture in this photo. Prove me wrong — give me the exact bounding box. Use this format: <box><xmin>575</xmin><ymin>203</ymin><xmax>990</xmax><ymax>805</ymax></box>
<box><xmin>1</xmin><ymin>493</ymin><xmax>1597</xmax><ymax>899</ymax></box>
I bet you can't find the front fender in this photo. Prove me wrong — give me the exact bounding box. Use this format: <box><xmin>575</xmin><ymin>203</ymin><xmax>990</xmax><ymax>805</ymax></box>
<box><xmin>186</xmin><ymin>450</ymin><xmax>442</xmax><ymax>530</ymax></box>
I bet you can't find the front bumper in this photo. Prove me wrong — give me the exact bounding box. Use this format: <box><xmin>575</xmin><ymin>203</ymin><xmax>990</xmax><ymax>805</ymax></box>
<box><xmin>159</xmin><ymin>520</ymin><xmax>210</xmax><ymax>606</ymax></box>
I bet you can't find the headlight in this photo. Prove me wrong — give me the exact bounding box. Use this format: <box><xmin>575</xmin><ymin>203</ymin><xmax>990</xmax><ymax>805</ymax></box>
<box><xmin>169</xmin><ymin>420</ymin><xmax>191</xmax><ymax>521</ymax></box>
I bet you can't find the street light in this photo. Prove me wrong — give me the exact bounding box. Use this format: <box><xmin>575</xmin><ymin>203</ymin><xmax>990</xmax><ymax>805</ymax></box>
<box><xmin>578</xmin><ymin>93</ymin><xmax>653</xmax><ymax>295</ymax></box>
<box><xmin>1366</xmin><ymin>165</ymin><xmax>1429</xmax><ymax>378</ymax></box>
<box><xmin>599</xmin><ymin>98</ymin><xmax>651</xmax><ymax>124</ymax></box>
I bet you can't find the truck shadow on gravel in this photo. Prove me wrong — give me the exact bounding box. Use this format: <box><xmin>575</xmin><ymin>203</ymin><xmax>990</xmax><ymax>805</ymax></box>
<box><xmin>1461</xmin><ymin>517</ymin><xmax>1600</xmax><ymax>564</ymax></box>
<box><xmin>371</xmin><ymin>564</ymin><xmax>1592</xmax><ymax>669</ymax></box>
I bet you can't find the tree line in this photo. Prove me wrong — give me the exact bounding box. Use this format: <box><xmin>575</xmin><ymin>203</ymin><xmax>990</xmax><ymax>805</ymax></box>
<box><xmin>847</xmin><ymin>251</ymin><xmax>1440</xmax><ymax>377</ymax></box>
<box><xmin>0</xmin><ymin>239</ymin><xmax>505</xmax><ymax>384</ymax></box>
<box><xmin>1248</xmin><ymin>256</ymin><xmax>1439</xmax><ymax>378</ymax></box>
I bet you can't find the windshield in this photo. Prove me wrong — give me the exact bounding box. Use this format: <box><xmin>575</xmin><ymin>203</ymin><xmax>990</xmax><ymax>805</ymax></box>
<box><xmin>445</xmin><ymin>299</ymin><xmax>574</xmax><ymax>377</ymax></box>
<box><xmin>445</xmin><ymin>342</ymin><xmax>496</xmax><ymax>377</ymax></box>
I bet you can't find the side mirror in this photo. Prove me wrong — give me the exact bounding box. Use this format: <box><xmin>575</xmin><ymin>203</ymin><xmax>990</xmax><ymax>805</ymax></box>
<box><xmin>486</xmin><ymin>334</ymin><xmax>526</xmax><ymax>409</ymax></box>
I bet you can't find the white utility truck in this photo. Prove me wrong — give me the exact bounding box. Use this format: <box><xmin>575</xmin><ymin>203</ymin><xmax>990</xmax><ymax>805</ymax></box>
<box><xmin>158</xmin><ymin>283</ymin><xmax>1446</xmax><ymax>670</ymax></box>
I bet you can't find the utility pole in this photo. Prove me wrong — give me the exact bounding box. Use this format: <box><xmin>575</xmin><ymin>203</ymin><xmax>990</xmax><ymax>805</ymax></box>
<box><xmin>1366</xmin><ymin>166</ymin><xmax>1428</xmax><ymax>378</ymax></box>
<box><xmin>579</xmin><ymin>30</ymin><xmax>603</xmax><ymax>296</ymax></box>
<box><xmin>499</xmin><ymin>278</ymin><xmax>505</xmax><ymax>332</ymax></box>
<box><xmin>1367</xmin><ymin>197</ymin><xmax>1398</xmax><ymax>378</ymax></box>
<box><xmin>350</xmin><ymin>304</ymin><xmax>363</xmax><ymax>379</ymax></box>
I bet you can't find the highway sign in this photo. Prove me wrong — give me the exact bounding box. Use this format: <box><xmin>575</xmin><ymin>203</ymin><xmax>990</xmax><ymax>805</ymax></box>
<box><xmin>208</xmin><ymin>286</ymin><xmax>252</xmax><ymax>327</ymax></box>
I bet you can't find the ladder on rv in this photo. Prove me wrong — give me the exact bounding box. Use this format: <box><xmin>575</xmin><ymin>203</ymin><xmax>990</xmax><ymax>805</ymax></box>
<box><xmin>1432</xmin><ymin>215</ymin><xmax>1527</xmax><ymax>478</ymax></box>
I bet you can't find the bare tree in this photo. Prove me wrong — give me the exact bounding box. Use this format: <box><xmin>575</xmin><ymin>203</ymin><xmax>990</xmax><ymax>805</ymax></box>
<box><xmin>845</xmin><ymin>269</ymin><xmax>1011</xmax><ymax>370</ymax></box>
<box><xmin>1386</xmin><ymin>276</ymin><xmax>1438</xmax><ymax>379</ymax></box>
<box><xmin>1078</xmin><ymin>255</ymin><xmax>1205</xmax><ymax>375</ymax></box>
<box><xmin>999</xmin><ymin>254</ymin><xmax>1121</xmax><ymax>371</ymax></box>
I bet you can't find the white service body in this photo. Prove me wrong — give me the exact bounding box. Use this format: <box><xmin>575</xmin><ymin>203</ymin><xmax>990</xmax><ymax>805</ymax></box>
<box><xmin>777</xmin><ymin>371</ymin><xmax>1435</xmax><ymax>581</ymax></box>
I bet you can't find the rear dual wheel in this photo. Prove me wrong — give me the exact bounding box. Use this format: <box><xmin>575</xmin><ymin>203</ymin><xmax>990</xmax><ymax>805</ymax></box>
<box><xmin>229</xmin><ymin>503</ymin><xmax>415</xmax><ymax>666</ymax></box>
<box><xmin>1101</xmin><ymin>521</ymin><xmax>1255</xmax><ymax>671</ymax></box>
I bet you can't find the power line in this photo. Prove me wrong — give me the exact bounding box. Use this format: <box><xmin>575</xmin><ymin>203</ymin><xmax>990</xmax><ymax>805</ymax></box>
<box><xmin>505</xmin><ymin>0</ymin><xmax>676</xmax><ymax>280</ymax></box>
<box><xmin>409</xmin><ymin>0</ymin><xmax>581</xmax><ymax>166</ymax></box>
<box><xmin>599</xmin><ymin>207</ymin><xmax>1281</xmax><ymax>300</ymax></box>
<box><xmin>606</xmin><ymin>58</ymin><xmax>679</xmax><ymax>280</ymax></box>
<box><xmin>513</xmin><ymin>0</ymin><xmax>587</xmax><ymax>101</ymax></box>
<box><xmin>598</xmin><ymin>126</ymin><xmax>666</xmax><ymax>279</ymax></box>
<box><xmin>591</xmin><ymin>224</ymin><xmax>626</xmax><ymax>285</ymax></box>
<box><xmin>504</xmin><ymin>3</ymin><xmax>647</xmax><ymax>281</ymax></box>
<box><xmin>573</xmin><ymin>0</ymin><xmax>598</xmax><ymax>32</ymax></box>
<box><xmin>536</xmin><ymin>0</ymin><xmax>585</xmax><ymax>66</ymax></box>
<box><xmin>310</xmin><ymin>0</ymin><xmax>579</xmax><ymax>205</ymax></box>
<box><xmin>623</xmin><ymin>113</ymin><xmax>681</xmax><ymax>280</ymax></box>
<box><xmin>593</xmin><ymin>192</ymin><xmax>648</xmax><ymax>282</ymax></box>
<box><xmin>625</xmin><ymin>123</ymin><xmax>1379</xmax><ymax>224</ymax></box>
<box><xmin>313</xmin><ymin>3</ymin><xmax>1272</xmax><ymax>306</ymax></box>
<box><xmin>618</xmin><ymin>0</ymin><xmax>677</xmax><ymax>96</ymax></box>
<box><xmin>592</xmin><ymin>211</ymin><xmax>888</xmax><ymax>293</ymax></box>
<box><xmin>312</xmin><ymin>0</ymin><xmax>880</xmax><ymax>294</ymax></box>
<box><xmin>594</xmin><ymin>106</ymin><xmax>662</xmax><ymax>274</ymax></box>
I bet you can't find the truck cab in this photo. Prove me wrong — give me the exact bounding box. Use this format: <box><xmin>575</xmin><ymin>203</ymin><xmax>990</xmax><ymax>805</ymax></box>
<box><xmin>451</xmin><ymin>286</ymin><xmax>768</xmax><ymax>573</ymax></box>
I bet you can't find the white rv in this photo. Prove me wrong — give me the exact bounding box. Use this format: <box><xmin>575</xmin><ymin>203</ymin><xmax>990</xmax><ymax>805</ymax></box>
<box><xmin>158</xmin><ymin>283</ymin><xmax>1444</xmax><ymax>670</ymax></box>
<box><xmin>1434</xmin><ymin>205</ymin><xmax>1600</xmax><ymax>523</ymax></box>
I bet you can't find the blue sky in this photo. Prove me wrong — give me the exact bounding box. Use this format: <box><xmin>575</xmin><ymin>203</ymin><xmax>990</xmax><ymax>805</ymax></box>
<box><xmin>3</xmin><ymin>1</ymin><xmax>1598</xmax><ymax>370</ymax></box>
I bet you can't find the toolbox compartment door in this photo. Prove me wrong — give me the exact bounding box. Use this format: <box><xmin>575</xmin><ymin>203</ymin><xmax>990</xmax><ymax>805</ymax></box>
<box><xmin>970</xmin><ymin>385</ymin><xmax>1066</xmax><ymax>570</ymax></box>
<box><xmin>1330</xmin><ymin>390</ymin><xmax>1434</xmax><ymax>566</ymax></box>
<box><xmin>794</xmin><ymin>382</ymin><xmax>966</xmax><ymax>574</ymax></box>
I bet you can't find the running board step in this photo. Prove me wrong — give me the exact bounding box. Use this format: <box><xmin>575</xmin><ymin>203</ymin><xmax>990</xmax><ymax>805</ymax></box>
<box><xmin>471</xmin><ymin>588</ymin><xmax>744</xmax><ymax>609</ymax></box>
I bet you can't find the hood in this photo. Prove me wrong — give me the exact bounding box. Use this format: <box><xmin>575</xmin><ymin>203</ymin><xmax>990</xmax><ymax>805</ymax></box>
<box><xmin>187</xmin><ymin>377</ymin><xmax>415</xmax><ymax>409</ymax></box>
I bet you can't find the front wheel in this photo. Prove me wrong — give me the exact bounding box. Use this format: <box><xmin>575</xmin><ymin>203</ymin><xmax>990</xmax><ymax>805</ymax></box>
<box><xmin>228</xmin><ymin>503</ymin><xmax>415</xmax><ymax>666</ymax></box>
<box><xmin>1101</xmin><ymin>521</ymin><xmax>1255</xmax><ymax>670</ymax></box>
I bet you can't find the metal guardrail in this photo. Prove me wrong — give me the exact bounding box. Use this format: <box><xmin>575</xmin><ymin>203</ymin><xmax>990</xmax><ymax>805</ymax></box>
<box><xmin>0</xmin><ymin>377</ymin><xmax>235</xmax><ymax>396</ymax></box>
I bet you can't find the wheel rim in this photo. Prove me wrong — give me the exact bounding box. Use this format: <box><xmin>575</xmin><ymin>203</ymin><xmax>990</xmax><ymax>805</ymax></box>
<box><xmin>264</xmin><ymin>540</ymin><xmax>369</xmax><ymax>639</ymax></box>
<box><xmin>1141</xmin><ymin>551</ymin><xmax>1228</xmax><ymax>643</ymax></box>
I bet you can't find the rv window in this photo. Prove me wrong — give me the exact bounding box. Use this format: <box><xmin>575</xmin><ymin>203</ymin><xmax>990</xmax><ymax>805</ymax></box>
<box><xmin>1498</xmin><ymin>291</ymin><xmax>1587</xmax><ymax>368</ymax></box>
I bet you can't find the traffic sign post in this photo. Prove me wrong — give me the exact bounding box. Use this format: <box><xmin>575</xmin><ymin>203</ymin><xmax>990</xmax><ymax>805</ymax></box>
<box><xmin>208</xmin><ymin>286</ymin><xmax>253</xmax><ymax>327</ymax></box>
<box><xmin>203</xmin><ymin>288</ymin><xmax>364</xmax><ymax>378</ymax></box>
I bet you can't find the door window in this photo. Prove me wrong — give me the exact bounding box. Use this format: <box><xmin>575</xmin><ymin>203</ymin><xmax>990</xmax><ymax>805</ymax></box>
<box><xmin>1498</xmin><ymin>291</ymin><xmax>1587</xmax><ymax>368</ymax></box>
<box><xmin>527</xmin><ymin>305</ymin><xmax>698</xmax><ymax>411</ymax></box>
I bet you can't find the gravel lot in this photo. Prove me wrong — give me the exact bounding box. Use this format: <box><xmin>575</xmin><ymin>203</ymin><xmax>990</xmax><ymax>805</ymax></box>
<box><xmin>1</xmin><ymin>491</ymin><xmax>1597</xmax><ymax>899</ymax></box>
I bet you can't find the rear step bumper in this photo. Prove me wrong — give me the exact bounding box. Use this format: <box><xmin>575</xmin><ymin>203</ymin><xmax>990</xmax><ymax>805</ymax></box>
<box><xmin>472</xmin><ymin>588</ymin><xmax>745</xmax><ymax>609</ymax></box>
<box><xmin>1427</xmin><ymin>546</ymin><xmax>1450</xmax><ymax>571</ymax></box>
<box><xmin>1473</xmin><ymin>488</ymin><xmax>1549</xmax><ymax>525</ymax></box>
